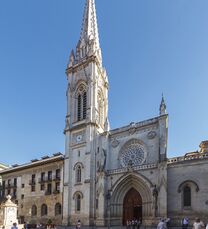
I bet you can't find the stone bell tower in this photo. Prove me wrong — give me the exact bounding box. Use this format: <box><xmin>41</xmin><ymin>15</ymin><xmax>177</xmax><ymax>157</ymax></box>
<box><xmin>63</xmin><ymin>0</ymin><xmax>109</xmax><ymax>226</ymax></box>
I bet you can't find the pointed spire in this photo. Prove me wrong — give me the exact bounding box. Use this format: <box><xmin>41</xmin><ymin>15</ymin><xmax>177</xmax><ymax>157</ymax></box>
<box><xmin>160</xmin><ymin>93</ymin><xmax>167</xmax><ymax>115</ymax></box>
<box><xmin>74</xmin><ymin>0</ymin><xmax>102</xmax><ymax>63</ymax></box>
<box><xmin>80</xmin><ymin>0</ymin><xmax>100</xmax><ymax>49</ymax></box>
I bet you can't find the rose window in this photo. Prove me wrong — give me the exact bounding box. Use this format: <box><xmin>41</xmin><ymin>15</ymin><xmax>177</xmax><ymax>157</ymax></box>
<box><xmin>119</xmin><ymin>139</ymin><xmax>147</xmax><ymax>167</ymax></box>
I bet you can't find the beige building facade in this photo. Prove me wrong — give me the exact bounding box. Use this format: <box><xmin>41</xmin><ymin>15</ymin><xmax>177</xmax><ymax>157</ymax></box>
<box><xmin>0</xmin><ymin>153</ymin><xmax>64</xmax><ymax>225</ymax></box>
<box><xmin>1</xmin><ymin>0</ymin><xmax>208</xmax><ymax>228</ymax></box>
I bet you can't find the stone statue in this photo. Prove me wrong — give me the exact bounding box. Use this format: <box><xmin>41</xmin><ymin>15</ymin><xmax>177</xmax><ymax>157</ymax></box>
<box><xmin>97</xmin><ymin>149</ymin><xmax>107</xmax><ymax>172</ymax></box>
<box><xmin>152</xmin><ymin>185</ymin><xmax>158</xmax><ymax>217</ymax></box>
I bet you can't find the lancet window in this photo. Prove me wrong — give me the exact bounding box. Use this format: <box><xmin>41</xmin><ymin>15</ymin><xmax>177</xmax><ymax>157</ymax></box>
<box><xmin>77</xmin><ymin>84</ymin><xmax>87</xmax><ymax>121</ymax></box>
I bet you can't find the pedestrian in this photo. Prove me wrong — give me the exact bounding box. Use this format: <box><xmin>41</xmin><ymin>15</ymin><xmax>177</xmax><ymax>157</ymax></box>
<box><xmin>76</xmin><ymin>219</ymin><xmax>81</xmax><ymax>229</ymax></box>
<box><xmin>182</xmin><ymin>217</ymin><xmax>189</xmax><ymax>229</ymax></box>
<box><xmin>193</xmin><ymin>218</ymin><xmax>204</xmax><ymax>229</ymax></box>
<box><xmin>11</xmin><ymin>223</ymin><xmax>18</xmax><ymax>229</ymax></box>
<box><xmin>157</xmin><ymin>219</ymin><xmax>167</xmax><ymax>229</ymax></box>
<box><xmin>137</xmin><ymin>219</ymin><xmax>141</xmax><ymax>229</ymax></box>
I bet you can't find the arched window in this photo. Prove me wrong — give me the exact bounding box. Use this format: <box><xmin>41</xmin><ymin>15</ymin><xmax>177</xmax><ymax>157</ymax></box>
<box><xmin>76</xmin><ymin>84</ymin><xmax>87</xmax><ymax>121</ymax></box>
<box><xmin>76</xmin><ymin>194</ymin><xmax>81</xmax><ymax>212</ymax></box>
<box><xmin>83</xmin><ymin>91</ymin><xmax>87</xmax><ymax>119</ymax></box>
<box><xmin>183</xmin><ymin>186</ymin><xmax>191</xmax><ymax>207</ymax></box>
<box><xmin>41</xmin><ymin>204</ymin><xmax>48</xmax><ymax>216</ymax></box>
<box><xmin>55</xmin><ymin>203</ymin><xmax>62</xmax><ymax>216</ymax></box>
<box><xmin>73</xmin><ymin>192</ymin><xmax>83</xmax><ymax>213</ymax></box>
<box><xmin>76</xmin><ymin>165</ymin><xmax>82</xmax><ymax>183</ymax></box>
<box><xmin>31</xmin><ymin>205</ymin><xmax>37</xmax><ymax>216</ymax></box>
<box><xmin>77</xmin><ymin>94</ymin><xmax>82</xmax><ymax>121</ymax></box>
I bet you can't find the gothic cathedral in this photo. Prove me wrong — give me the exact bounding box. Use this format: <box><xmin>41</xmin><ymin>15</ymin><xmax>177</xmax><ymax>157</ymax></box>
<box><xmin>63</xmin><ymin>0</ymin><xmax>168</xmax><ymax>226</ymax></box>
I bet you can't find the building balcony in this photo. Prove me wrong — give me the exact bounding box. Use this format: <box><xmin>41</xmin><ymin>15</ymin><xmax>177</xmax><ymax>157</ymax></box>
<box><xmin>53</xmin><ymin>175</ymin><xmax>61</xmax><ymax>181</ymax></box>
<box><xmin>29</xmin><ymin>180</ymin><xmax>36</xmax><ymax>185</ymax></box>
<box><xmin>53</xmin><ymin>190</ymin><xmax>60</xmax><ymax>195</ymax></box>
<box><xmin>38</xmin><ymin>178</ymin><xmax>46</xmax><ymax>183</ymax></box>
<box><xmin>45</xmin><ymin>190</ymin><xmax>52</xmax><ymax>195</ymax></box>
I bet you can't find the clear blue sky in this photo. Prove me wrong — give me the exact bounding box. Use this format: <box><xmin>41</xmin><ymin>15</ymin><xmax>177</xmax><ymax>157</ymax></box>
<box><xmin>0</xmin><ymin>0</ymin><xmax>208</xmax><ymax>165</ymax></box>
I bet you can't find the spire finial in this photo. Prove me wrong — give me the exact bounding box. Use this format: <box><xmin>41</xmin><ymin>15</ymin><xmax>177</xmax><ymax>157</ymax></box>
<box><xmin>160</xmin><ymin>93</ymin><xmax>167</xmax><ymax>115</ymax></box>
<box><xmin>80</xmin><ymin>0</ymin><xmax>100</xmax><ymax>48</ymax></box>
<box><xmin>75</xmin><ymin>0</ymin><xmax>102</xmax><ymax>62</ymax></box>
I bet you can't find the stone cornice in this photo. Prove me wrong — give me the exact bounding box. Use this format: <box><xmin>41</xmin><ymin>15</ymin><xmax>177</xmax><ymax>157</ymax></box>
<box><xmin>0</xmin><ymin>155</ymin><xmax>64</xmax><ymax>175</ymax></box>
<box><xmin>109</xmin><ymin>116</ymin><xmax>160</xmax><ymax>137</ymax></box>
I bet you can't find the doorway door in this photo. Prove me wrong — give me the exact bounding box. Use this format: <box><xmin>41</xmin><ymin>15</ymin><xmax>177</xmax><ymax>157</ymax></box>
<box><xmin>123</xmin><ymin>188</ymin><xmax>142</xmax><ymax>225</ymax></box>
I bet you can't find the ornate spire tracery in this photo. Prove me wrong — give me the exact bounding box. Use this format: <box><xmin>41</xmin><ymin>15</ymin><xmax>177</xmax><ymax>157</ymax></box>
<box><xmin>68</xmin><ymin>0</ymin><xmax>102</xmax><ymax>67</ymax></box>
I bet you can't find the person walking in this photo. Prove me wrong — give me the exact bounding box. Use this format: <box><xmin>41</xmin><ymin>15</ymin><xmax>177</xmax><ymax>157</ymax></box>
<box><xmin>182</xmin><ymin>217</ymin><xmax>189</xmax><ymax>229</ymax></box>
<box><xmin>157</xmin><ymin>219</ymin><xmax>167</xmax><ymax>229</ymax></box>
<box><xmin>193</xmin><ymin>218</ymin><xmax>204</xmax><ymax>229</ymax></box>
<box><xmin>11</xmin><ymin>223</ymin><xmax>18</xmax><ymax>229</ymax></box>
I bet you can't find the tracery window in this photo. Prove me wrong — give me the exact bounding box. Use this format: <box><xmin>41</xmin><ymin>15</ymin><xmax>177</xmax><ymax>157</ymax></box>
<box><xmin>183</xmin><ymin>186</ymin><xmax>191</xmax><ymax>207</ymax></box>
<box><xmin>55</xmin><ymin>203</ymin><xmax>62</xmax><ymax>216</ymax></box>
<box><xmin>77</xmin><ymin>84</ymin><xmax>87</xmax><ymax>121</ymax></box>
<box><xmin>31</xmin><ymin>205</ymin><xmax>37</xmax><ymax>216</ymax></box>
<box><xmin>119</xmin><ymin>139</ymin><xmax>147</xmax><ymax>167</ymax></box>
<box><xmin>41</xmin><ymin>204</ymin><xmax>48</xmax><ymax>216</ymax></box>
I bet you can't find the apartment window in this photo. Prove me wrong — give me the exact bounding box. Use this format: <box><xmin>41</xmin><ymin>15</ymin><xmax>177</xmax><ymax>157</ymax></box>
<box><xmin>47</xmin><ymin>183</ymin><xmax>52</xmax><ymax>195</ymax></box>
<box><xmin>40</xmin><ymin>184</ymin><xmax>45</xmax><ymax>191</ymax></box>
<box><xmin>31</xmin><ymin>185</ymin><xmax>35</xmax><ymax>192</ymax></box>
<box><xmin>55</xmin><ymin>182</ymin><xmax>60</xmax><ymax>192</ymax></box>
<box><xmin>55</xmin><ymin>203</ymin><xmax>62</xmax><ymax>216</ymax></box>
<box><xmin>21</xmin><ymin>184</ymin><xmax>25</xmax><ymax>188</ymax></box>
<box><xmin>7</xmin><ymin>189</ymin><xmax>11</xmax><ymax>195</ymax></box>
<box><xmin>14</xmin><ymin>178</ymin><xmax>17</xmax><ymax>187</ymax></box>
<box><xmin>8</xmin><ymin>179</ymin><xmax>11</xmax><ymax>187</ymax></box>
<box><xmin>13</xmin><ymin>189</ymin><xmax>17</xmax><ymax>198</ymax></box>
<box><xmin>31</xmin><ymin>205</ymin><xmax>37</xmax><ymax>216</ymax></box>
<box><xmin>21</xmin><ymin>194</ymin><xmax>24</xmax><ymax>200</ymax></box>
<box><xmin>31</xmin><ymin>174</ymin><xmax>36</xmax><ymax>185</ymax></box>
<box><xmin>41</xmin><ymin>172</ymin><xmax>45</xmax><ymax>182</ymax></box>
<box><xmin>41</xmin><ymin>204</ymin><xmax>48</xmax><ymax>216</ymax></box>
<box><xmin>48</xmin><ymin>171</ymin><xmax>52</xmax><ymax>181</ymax></box>
<box><xmin>56</xmin><ymin>169</ymin><xmax>60</xmax><ymax>179</ymax></box>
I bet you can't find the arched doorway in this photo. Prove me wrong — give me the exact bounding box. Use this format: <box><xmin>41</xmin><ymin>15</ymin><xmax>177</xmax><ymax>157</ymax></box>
<box><xmin>123</xmin><ymin>188</ymin><xmax>142</xmax><ymax>225</ymax></box>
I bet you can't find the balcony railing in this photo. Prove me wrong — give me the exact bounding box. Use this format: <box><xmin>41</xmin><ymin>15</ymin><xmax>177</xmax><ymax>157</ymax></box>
<box><xmin>29</xmin><ymin>180</ymin><xmax>36</xmax><ymax>185</ymax></box>
<box><xmin>53</xmin><ymin>175</ymin><xmax>61</xmax><ymax>181</ymax></box>
<box><xmin>38</xmin><ymin>177</ymin><xmax>46</xmax><ymax>183</ymax></box>
<box><xmin>45</xmin><ymin>190</ymin><xmax>52</xmax><ymax>195</ymax></box>
<box><xmin>53</xmin><ymin>190</ymin><xmax>60</xmax><ymax>194</ymax></box>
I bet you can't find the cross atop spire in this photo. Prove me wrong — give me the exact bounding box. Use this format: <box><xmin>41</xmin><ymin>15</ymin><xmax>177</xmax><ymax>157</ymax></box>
<box><xmin>80</xmin><ymin>0</ymin><xmax>100</xmax><ymax>51</ymax></box>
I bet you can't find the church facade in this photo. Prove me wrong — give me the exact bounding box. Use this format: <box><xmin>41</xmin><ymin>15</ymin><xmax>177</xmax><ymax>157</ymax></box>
<box><xmin>1</xmin><ymin>0</ymin><xmax>208</xmax><ymax>228</ymax></box>
<box><xmin>62</xmin><ymin>0</ymin><xmax>208</xmax><ymax>227</ymax></box>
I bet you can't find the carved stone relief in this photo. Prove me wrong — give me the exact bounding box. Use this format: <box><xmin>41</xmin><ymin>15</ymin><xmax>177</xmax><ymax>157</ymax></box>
<box><xmin>147</xmin><ymin>131</ymin><xmax>157</xmax><ymax>139</ymax></box>
<box><xmin>111</xmin><ymin>138</ymin><xmax>120</xmax><ymax>148</ymax></box>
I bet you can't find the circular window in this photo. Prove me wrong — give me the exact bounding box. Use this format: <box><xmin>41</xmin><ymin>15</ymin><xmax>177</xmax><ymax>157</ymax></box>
<box><xmin>119</xmin><ymin>139</ymin><xmax>147</xmax><ymax>167</ymax></box>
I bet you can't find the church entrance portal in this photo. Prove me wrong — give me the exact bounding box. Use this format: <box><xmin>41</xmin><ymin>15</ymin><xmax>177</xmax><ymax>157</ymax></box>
<box><xmin>123</xmin><ymin>188</ymin><xmax>142</xmax><ymax>225</ymax></box>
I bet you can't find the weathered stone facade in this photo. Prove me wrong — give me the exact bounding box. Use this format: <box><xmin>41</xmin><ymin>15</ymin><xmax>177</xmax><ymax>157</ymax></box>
<box><xmin>0</xmin><ymin>154</ymin><xmax>64</xmax><ymax>225</ymax></box>
<box><xmin>0</xmin><ymin>0</ymin><xmax>208</xmax><ymax>228</ymax></box>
